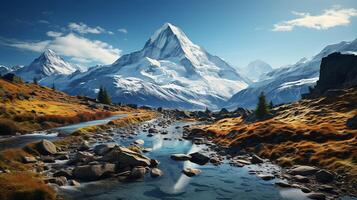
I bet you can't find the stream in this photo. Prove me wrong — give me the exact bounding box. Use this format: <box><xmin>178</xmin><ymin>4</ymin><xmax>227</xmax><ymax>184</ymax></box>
<box><xmin>59</xmin><ymin>119</ymin><xmax>313</xmax><ymax>200</ymax></box>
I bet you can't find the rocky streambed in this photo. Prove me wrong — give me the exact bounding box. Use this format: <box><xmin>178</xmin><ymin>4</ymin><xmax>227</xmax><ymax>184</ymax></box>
<box><xmin>2</xmin><ymin>113</ymin><xmax>355</xmax><ymax>200</ymax></box>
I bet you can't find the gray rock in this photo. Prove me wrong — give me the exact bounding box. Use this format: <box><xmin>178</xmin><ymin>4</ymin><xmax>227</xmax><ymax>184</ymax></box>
<box><xmin>72</xmin><ymin>152</ymin><xmax>94</xmax><ymax>164</ymax></box>
<box><xmin>150</xmin><ymin>159</ymin><xmax>160</xmax><ymax>167</ymax></box>
<box><xmin>258</xmin><ymin>174</ymin><xmax>275</xmax><ymax>181</ymax></box>
<box><xmin>148</xmin><ymin>128</ymin><xmax>158</xmax><ymax>133</ymax></box>
<box><xmin>275</xmin><ymin>181</ymin><xmax>292</xmax><ymax>187</ymax></box>
<box><xmin>289</xmin><ymin>166</ymin><xmax>318</xmax><ymax>176</ymax></box>
<box><xmin>69</xmin><ymin>179</ymin><xmax>80</xmax><ymax>186</ymax></box>
<box><xmin>93</xmin><ymin>144</ymin><xmax>117</xmax><ymax>156</ymax></box>
<box><xmin>134</xmin><ymin>139</ymin><xmax>144</xmax><ymax>145</ymax></box>
<box><xmin>315</xmin><ymin>169</ymin><xmax>334</xmax><ymax>183</ymax></box>
<box><xmin>307</xmin><ymin>193</ymin><xmax>326</xmax><ymax>200</ymax></box>
<box><xmin>53</xmin><ymin>170</ymin><xmax>73</xmax><ymax>179</ymax></box>
<box><xmin>22</xmin><ymin>156</ymin><xmax>37</xmax><ymax>163</ymax></box>
<box><xmin>129</xmin><ymin>167</ymin><xmax>146</xmax><ymax>179</ymax></box>
<box><xmin>102</xmin><ymin>146</ymin><xmax>151</xmax><ymax>167</ymax></box>
<box><xmin>73</xmin><ymin>163</ymin><xmax>116</xmax><ymax>181</ymax></box>
<box><xmin>170</xmin><ymin>154</ymin><xmax>191</xmax><ymax>161</ymax></box>
<box><xmin>189</xmin><ymin>152</ymin><xmax>210</xmax><ymax>165</ymax></box>
<box><xmin>251</xmin><ymin>154</ymin><xmax>264</xmax><ymax>164</ymax></box>
<box><xmin>150</xmin><ymin>168</ymin><xmax>163</xmax><ymax>178</ymax></box>
<box><xmin>293</xmin><ymin>175</ymin><xmax>310</xmax><ymax>183</ymax></box>
<box><xmin>182</xmin><ymin>168</ymin><xmax>201</xmax><ymax>177</ymax></box>
<box><xmin>36</xmin><ymin>139</ymin><xmax>57</xmax><ymax>155</ymax></box>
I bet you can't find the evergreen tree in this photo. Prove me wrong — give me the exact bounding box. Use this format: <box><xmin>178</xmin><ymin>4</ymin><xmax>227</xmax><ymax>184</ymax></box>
<box><xmin>255</xmin><ymin>92</ymin><xmax>270</xmax><ymax>120</ymax></box>
<box><xmin>269</xmin><ymin>101</ymin><xmax>274</xmax><ymax>109</ymax></box>
<box><xmin>52</xmin><ymin>83</ymin><xmax>56</xmax><ymax>90</ymax></box>
<box><xmin>33</xmin><ymin>77</ymin><xmax>38</xmax><ymax>85</ymax></box>
<box><xmin>97</xmin><ymin>86</ymin><xmax>112</xmax><ymax>104</ymax></box>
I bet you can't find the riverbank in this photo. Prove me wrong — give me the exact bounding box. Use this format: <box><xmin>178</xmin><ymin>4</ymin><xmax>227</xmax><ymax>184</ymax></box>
<box><xmin>186</xmin><ymin>88</ymin><xmax>357</xmax><ymax>198</ymax></box>
<box><xmin>0</xmin><ymin>111</ymin><xmax>157</xmax><ymax>200</ymax></box>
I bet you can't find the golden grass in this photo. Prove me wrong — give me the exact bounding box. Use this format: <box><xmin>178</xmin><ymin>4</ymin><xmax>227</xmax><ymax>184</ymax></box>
<box><xmin>0</xmin><ymin>173</ymin><xmax>56</xmax><ymax>200</ymax></box>
<box><xmin>195</xmin><ymin>88</ymin><xmax>357</xmax><ymax>185</ymax></box>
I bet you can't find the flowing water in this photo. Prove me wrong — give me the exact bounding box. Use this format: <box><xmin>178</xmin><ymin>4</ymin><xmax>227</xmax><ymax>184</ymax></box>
<box><xmin>0</xmin><ymin>114</ymin><xmax>127</xmax><ymax>151</ymax></box>
<box><xmin>60</xmin><ymin>120</ymin><xmax>312</xmax><ymax>200</ymax></box>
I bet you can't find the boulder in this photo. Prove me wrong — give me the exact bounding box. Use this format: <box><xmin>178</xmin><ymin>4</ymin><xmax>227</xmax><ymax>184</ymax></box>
<box><xmin>289</xmin><ymin>166</ymin><xmax>318</xmax><ymax>176</ymax></box>
<box><xmin>35</xmin><ymin>139</ymin><xmax>57</xmax><ymax>155</ymax></box>
<box><xmin>293</xmin><ymin>175</ymin><xmax>310</xmax><ymax>183</ymax></box>
<box><xmin>72</xmin><ymin>152</ymin><xmax>94</xmax><ymax>164</ymax></box>
<box><xmin>73</xmin><ymin>163</ymin><xmax>116</xmax><ymax>181</ymax></box>
<box><xmin>55</xmin><ymin>176</ymin><xmax>67</xmax><ymax>186</ymax></box>
<box><xmin>150</xmin><ymin>159</ymin><xmax>160</xmax><ymax>167</ymax></box>
<box><xmin>53</xmin><ymin>170</ymin><xmax>73</xmax><ymax>179</ymax></box>
<box><xmin>94</xmin><ymin>144</ymin><xmax>117</xmax><ymax>156</ymax></box>
<box><xmin>182</xmin><ymin>168</ymin><xmax>201</xmax><ymax>177</ymax></box>
<box><xmin>150</xmin><ymin>168</ymin><xmax>163</xmax><ymax>178</ymax></box>
<box><xmin>170</xmin><ymin>154</ymin><xmax>191</xmax><ymax>161</ymax></box>
<box><xmin>251</xmin><ymin>154</ymin><xmax>264</xmax><ymax>164</ymax></box>
<box><xmin>102</xmin><ymin>146</ymin><xmax>151</xmax><ymax>167</ymax></box>
<box><xmin>189</xmin><ymin>152</ymin><xmax>209</xmax><ymax>165</ymax></box>
<box><xmin>315</xmin><ymin>169</ymin><xmax>334</xmax><ymax>183</ymax></box>
<box><xmin>129</xmin><ymin>167</ymin><xmax>146</xmax><ymax>179</ymax></box>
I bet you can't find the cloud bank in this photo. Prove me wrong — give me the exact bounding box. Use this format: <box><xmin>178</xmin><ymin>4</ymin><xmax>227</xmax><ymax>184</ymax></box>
<box><xmin>273</xmin><ymin>7</ymin><xmax>357</xmax><ymax>31</ymax></box>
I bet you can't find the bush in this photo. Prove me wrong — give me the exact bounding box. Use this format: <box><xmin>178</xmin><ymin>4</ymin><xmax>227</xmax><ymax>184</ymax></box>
<box><xmin>0</xmin><ymin>119</ymin><xmax>19</xmax><ymax>135</ymax></box>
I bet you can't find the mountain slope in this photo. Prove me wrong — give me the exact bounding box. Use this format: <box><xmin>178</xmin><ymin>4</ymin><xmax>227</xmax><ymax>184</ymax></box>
<box><xmin>227</xmin><ymin>38</ymin><xmax>357</xmax><ymax>109</ymax></box>
<box><xmin>15</xmin><ymin>49</ymin><xmax>84</xmax><ymax>82</ymax></box>
<box><xmin>241</xmin><ymin>60</ymin><xmax>272</xmax><ymax>82</ymax></box>
<box><xmin>57</xmin><ymin>23</ymin><xmax>249</xmax><ymax>109</ymax></box>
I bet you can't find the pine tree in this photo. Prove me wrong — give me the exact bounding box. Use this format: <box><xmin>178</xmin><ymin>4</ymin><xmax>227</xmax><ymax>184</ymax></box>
<box><xmin>269</xmin><ymin>101</ymin><xmax>274</xmax><ymax>109</ymax></box>
<box><xmin>97</xmin><ymin>86</ymin><xmax>112</xmax><ymax>104</ymax></box>
<box><xmin>33</xmin><ymin>77</ymin><xmax>38</xmax><ymax>85</ymax></box>
<box><xmin>255</xmin><ymin>92</ymin><xmax>270</xmax><ymax>120</ymax></box>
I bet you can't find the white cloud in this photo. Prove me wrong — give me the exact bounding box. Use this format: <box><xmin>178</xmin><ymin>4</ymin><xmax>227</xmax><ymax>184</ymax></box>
<box><xmin>2</xmin><ymin>33</ymin><xmax>121</xmax><ymax>64</ymax></box>
<box><xmin>38</xmin><ymin>20</ymin><xmax>50</xmax><ymax>24</ymax></box>
<box><xmin>46</xmin><ymin>31</ymin><xmax>62</xmax><ymax>37</ymax></box>
<box><xmin>273</xmin><ymin>7</ymin><xmax>357</xmax><ymax>31</ymax></box>
<box><xmin>117</xmin><ymin>28</ymin><xmax>128</xmax><ymax>34</ymax></box>
<box><xmin>68</xmin><ymin>22</ymin><xmax>113</xmax><ymax>35</ymax></box>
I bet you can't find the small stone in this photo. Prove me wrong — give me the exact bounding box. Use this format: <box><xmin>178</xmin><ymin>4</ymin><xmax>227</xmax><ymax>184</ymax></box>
<box><xmin>170</xmin><ymin>154</ymin><xmax>191</xmax><ymax>161</ymax></box>
<box><xmin>258</xmin><ymin>174</ymin><xmax>275</xmax><ymax>181</ymax></box>
<box><xmin>293</xmin><ymin>175</ymin><xmax>310</xmax><ymax>183</ymax></box>
<box><xmin>251</xmin><ymin>154</ymin><xmax>264</xmax><ymax>164</ymax></box>
<box><xmin>307</xmin><ymin>193</ymin><xmax>326</xmax><ymax>200</ymax></box>
<box><xmin>275</xmin><ymin>181</ymin><xmax>292</xmax><ymax>187</ymax></box>
<box><xmin>289</xmin><ymin>165</ymin><xmax>318</xmax><ymax>176</ymax></box>
<box><xmin>150</xmin><ymin>159</ymin><xmax>160</xmax><ymax>167</ymax></box>
<box><xmin>22</xmin><ymin>156</ymin><xmax>37</xmax><ymax>163</ymax></box>
<box><xmin>189</xmin><ymin>152</ymin><xmax>210</xmax><ymax>165</ymax></box>
<box><xmin>182</xmin><ymin>168</ymin><xmax>201</xmax><ymax>177</ymax></box>
<box><xmin>134</xmin><ymin>139</ymin><xmax>145</xmax><ymax>145</ymax></box>
<box><xmin>69</xmin><ymin>180</ymin><xmax>80</xmax><ymax>186</ymax></box>
<box><xmin>53</xmin><ymin>170</ymin><xmax>73</xmax><ymax>179</ymax></box>
<box><xmin>150</xmin><ymin>168</ymin><xmax>163</xmax><ymax>178</ymax></box>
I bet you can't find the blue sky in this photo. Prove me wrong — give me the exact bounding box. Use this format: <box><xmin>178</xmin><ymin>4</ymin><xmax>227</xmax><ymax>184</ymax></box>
<box><xmin>0</xmin><ymin>0</ymin><xmax>356</xmax><ymax>69</ymax></box>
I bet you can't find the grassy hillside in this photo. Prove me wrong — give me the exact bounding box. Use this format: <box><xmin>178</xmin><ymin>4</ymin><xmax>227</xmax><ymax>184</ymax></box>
<box><xmin>194</xmin><ymin>88</ymin><xmax>357</xmax><ymax>188</ymax></box>
<box><xmin>0</xmin><ymin>78</ymin><xmax>135</xmax><ymax>134</ymax></box>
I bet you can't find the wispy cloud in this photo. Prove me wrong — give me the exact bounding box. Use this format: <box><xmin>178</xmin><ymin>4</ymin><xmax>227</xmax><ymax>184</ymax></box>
<box><xmin>1</xmin><ymin>33</ymin><xmax>121</xmax><ymax>64</ymax></box>
<box><xmin>117</xmin><ymin>28</ymin><xmax>128</xmax><ymax>34</ymax></box>
<box><xmin>68</xmin><ymin>22</ymin><xmax>113</xmax><ymax>35</ymax></box>
<box><xmin>38</xmin><ymin>20</ymin><xmax>50</xmax><ymax>24</ymax></box>
<box><xmin>273</xmin><ymin>6</ymin><xmax>357</xmax><ymax>31</ymax></box>
<box><xmin>46</xmin><ymin>31</ymin><xmax>62</xmax><ymax>37</ymax></box>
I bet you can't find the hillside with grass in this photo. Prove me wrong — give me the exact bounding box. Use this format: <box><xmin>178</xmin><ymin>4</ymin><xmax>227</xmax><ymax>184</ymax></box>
<box><xmin>0</xmin><ymin>76</ymin><xmax>138</xmax><ymax>135</ymax></box>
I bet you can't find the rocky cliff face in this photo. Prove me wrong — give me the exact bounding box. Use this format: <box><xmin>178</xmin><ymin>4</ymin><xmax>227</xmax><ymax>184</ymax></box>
<box><xmin>308</xmin><ymin>52</ymin><xmax>357</xmax><ymax>96</ymax></box>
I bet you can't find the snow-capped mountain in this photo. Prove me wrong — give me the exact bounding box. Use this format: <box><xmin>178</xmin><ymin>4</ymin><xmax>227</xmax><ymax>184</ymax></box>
<box><xmin>0</xmin><ymin>65</ymin><xmax>10</xmax><ymax>76</ymax></box>
<box><xmin>226</xmin><ymin>38</ymin><xmax>357</xmax><ymax>109</ymax></box>
<box><xmin>240</xmin><ymin>60</ymin><xmax>272</xmax><ymax>82</ymax></box>
<box><xmin>15</xmin><ymin>49</ymin><xmax>85</xmax><ymax>82</ymax></box>
<box><xmin>55</xmin><ymin>23</ymin><xmax>249</xmax><ymax>109</ymax></box>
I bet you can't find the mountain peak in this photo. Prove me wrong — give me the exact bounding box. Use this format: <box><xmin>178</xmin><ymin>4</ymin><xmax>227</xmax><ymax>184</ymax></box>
<box><xmin>42</xmin><ymin>49</ymin><xmax>57</xmax><ymax>58</ymax></box>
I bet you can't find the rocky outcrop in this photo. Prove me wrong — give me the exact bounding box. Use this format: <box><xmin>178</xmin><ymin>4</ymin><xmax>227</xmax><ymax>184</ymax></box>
<box><xmin>305</xmin><ymin>53</ymin><xmax>357</xmax><ymax>98</ymax></box>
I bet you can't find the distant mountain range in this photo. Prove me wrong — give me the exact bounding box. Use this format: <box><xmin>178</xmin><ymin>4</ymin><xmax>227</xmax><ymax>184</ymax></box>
<box><xmin>240</xmin><ymin>60</ymin><xmax>272</xmax><ymax>82</ymax></box>
<box><xmin>226</xmin><ymin>38</ymin><xmax>357</xmax><ymax>109</ymax></box>
<box><xmin>5</xmin><ymin>23</ymin><xmax>357</xmax><ymax>110</ymax></box>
